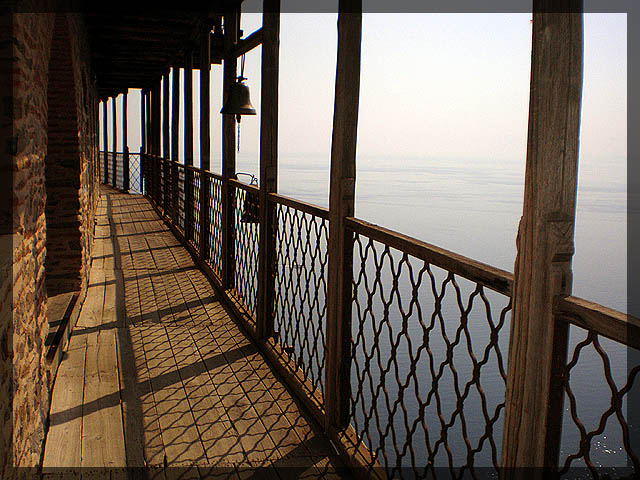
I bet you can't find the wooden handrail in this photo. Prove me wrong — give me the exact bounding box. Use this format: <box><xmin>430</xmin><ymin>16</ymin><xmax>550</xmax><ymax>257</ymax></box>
<box><xmin>228</xmin><ymin>177</ymin><xmax>259</xmax><ymax>193</ymax></box>
<box><xmin>555</xmin><ymin>296</ymin><xmax>640</xmax><ymax>350</ymax></box>
<box><xmin>345</xmin><ymin>216</ymin><xmax>514</xmax><ymax>296</ymax></box>
<box><xmin>268</xmin><ymin>192</ymin><xmax>329</xmax><ymax>220</ymax></box>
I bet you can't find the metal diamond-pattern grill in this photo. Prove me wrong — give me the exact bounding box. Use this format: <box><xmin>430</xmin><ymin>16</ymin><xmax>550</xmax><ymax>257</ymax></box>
<box><xmin>349</xmin><ymin>232</ymin><xmax>511</xmax><ymax>479</ymax></box>
<box><xmin>106</xmin><ymin>152</ymin><xmax>113</xmax><ymax>185</ymax></box>
<box><xmin>273</xmin><ymin>202</ymin><xmax>329</xmax><ymax>396</ymax></box>
<box><xmin>158</xmin><ymin>160</ymin><xmax>165</xmax><ymax>212</ymax></box>
<box><xmin>558</xmin><ymin>326</ymin><xmax>639</xmax><ymax>478</ymax></box>
<box><xmin>177</xmin><ymin>165</ymin><xmax>185</xmax><ymax>231</ymax></box>
<box><xmin>115</xmin><ymin>152</ymin><xmax>124</xmax><ymax>189</ymax></box>
<box><xmin>208</xmin><ymin>175</ymin><xmax>224</xmax><ymax>277</ymax></box>
<box><xmin>231</xmin><ymin>184</ymin><xmax>259</xmax><ymax>321</ymax></box>
<box><xmin>129</xmin><ymin>153</ymin><xmax>142</xmax><ymax>193</ymax></box>
<box><xmin>192</xmin><ymin>170</ymin><xmax>201</xmax><ymax>250</ymax></box>
<box><xmin>99</xmin><ymin>152</ymin><xmax>107</xmax><ymax>183</ymax></box>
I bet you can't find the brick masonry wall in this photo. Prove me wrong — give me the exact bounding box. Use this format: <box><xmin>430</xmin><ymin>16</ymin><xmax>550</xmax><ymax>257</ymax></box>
<box><xmin>4</xmin><ymin>8</ymin><xmax>99</xmax><ymax>476</ymax></box>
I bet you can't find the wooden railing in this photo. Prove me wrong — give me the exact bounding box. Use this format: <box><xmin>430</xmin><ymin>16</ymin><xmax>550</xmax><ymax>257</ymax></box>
<box><xmin>140</xmin><ymin>152</ymin><xmax>639</xmax><ymax>479</ymax></box>
<box><xmin>99</xmin><ymin>150</ymin><xmax>142</xmax><ymax>193</ymax></box>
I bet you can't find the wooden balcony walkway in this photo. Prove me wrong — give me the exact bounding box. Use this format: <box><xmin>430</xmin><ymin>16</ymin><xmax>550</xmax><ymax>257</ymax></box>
<box><xmin>42</xmin><ymin>186</ymin><xmax>348</xmax><ymax>479</ymax></box>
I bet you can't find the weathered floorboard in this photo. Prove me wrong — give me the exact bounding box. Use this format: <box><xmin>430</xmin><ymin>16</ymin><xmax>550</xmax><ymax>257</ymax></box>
<box><xmin>43</xmin><ymin>186</ymin><xmax>348</xmax><ymax>478</ymax></box>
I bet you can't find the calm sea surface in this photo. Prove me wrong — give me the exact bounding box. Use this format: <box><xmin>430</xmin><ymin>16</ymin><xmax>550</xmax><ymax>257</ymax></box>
<box><xmin>221</xmin><ymin>151</ymin><xmax>630</xmax><ymax>475</ymax></box>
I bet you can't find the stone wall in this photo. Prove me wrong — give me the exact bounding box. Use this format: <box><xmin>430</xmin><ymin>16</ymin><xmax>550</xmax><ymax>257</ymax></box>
<box><xmin>4</xmin><ymin>8</ymin><xmax>99</xmax><ymax>476</ymax></box>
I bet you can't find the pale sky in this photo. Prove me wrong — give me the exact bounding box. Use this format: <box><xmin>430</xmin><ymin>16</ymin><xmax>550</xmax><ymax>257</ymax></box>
<box><xmin>100</xmin><ymin>12</ymin><xmax>627</xmax><ymax>184</ymax></box>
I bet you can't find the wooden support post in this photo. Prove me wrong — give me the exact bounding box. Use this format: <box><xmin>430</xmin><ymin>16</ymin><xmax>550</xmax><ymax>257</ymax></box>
<box><xmin>152</xmin><ymin>82</ymin><xmax>161</xmax><ymax>204</ymax></box>
<box><xmin>172</xmin><ymin>67</ymin><xmax>180</xmax><ymax>223</ymax></box>
<box><xmin>141</xmin><ymin>89</ymin><xmax>146</xmax><ymax>155</ymax></box>
<box><xmin>324</xmin><ymin>1</ymin><xmax>362</xmax><ymax>431</ymax></box>
<box><xmin>501</xmin><ymin>4</ymin><xmax>583</xmax><ymax>476</ymax></box>
<box><xmin>184</xmin><ymin>51</ymin><xmax>194</xmax><ymax>243</ymax></box>
<box><xmin>140</xmin><ymin>88</ymin><xmax>146</xmax><ymax>193</ymax></box>
<box><xmin>102</xmin><ymin>100</ymin><xmax>108</xmax><ymax>184</ymax></box>
<box><xmin>200</xmin><ymin>24</ymin><xmax>212</xmax><ymax>260</ymax></box>
<box><xmin>123</xmin><ymin>90</ymin><xmax>129</xmax><ymax>191</ymax></box>
<box><xmin>221</xmin><ymin>8</ymin><xmax>239</xmax><ymax>287</ymax></box>
<box><xmin>111</xmin><ymin>96</ymin><xmax>117</xmax><ymax>187</ymax></box>
<box><xmin>146</xmin><ymin>89</ymin><xmax>152</xmax><ymax>194</ymax></box>
<box><xmin>163</xmin><ymin>70</ymin><xmax>171</xmax><ymax>214</ymax></box>
<box><xmin>256</xmin><ymin>0</ymin><xmax>280</xmax><ymax>339</ymax></box>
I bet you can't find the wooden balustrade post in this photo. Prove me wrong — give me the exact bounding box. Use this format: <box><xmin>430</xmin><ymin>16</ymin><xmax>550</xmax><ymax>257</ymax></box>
<box><xmin>222</xmin><ymin>8</ymin><xmax>239</xmax><ymax>288</ymax></box>
<box><xmin>184</xmin><ymin>51</ymin><xmax>194</xmax><ymax>243</ymax></box>
<box><xmin>152</xmin><ymin>81</ymin><xmax>161</xmax><ymax>205</ymax></box>
<box><xmin>123</xmin><ymin>90</ymin><xmax>129</xmax><ymax>191</ymax></box>
<box><xmin>146</xmin><ymin>89</ymin><xmax>152</xmax><ymax>195</ymax></box>
<box><xmin>200</xmin><ymin>23</ymin><xmax>212</xmax><ymax>260</ymax></box>
<box><xmin>501</xmin><ymin>4</ymin><xmax>583</xmax><ymax>477</ymax></box>
<box><xmin>102</xmin><ymin>99</ymin><xmax>108</xmax><ymax>184</ymax></box>
<box><xmin>163</xmin><ymin>69</ymin><xmax>171</xmax><ymax>215</ymax></box>
<box><xmin>111</xmin><ymin>96</ymin><xmax>117</xmax><ymax>187</ymax></box>
<box><xmin>325</xmin><ymin>1</ymin><xmax>362</xmax><ymax>431</ymax></box>
<box><xmin>199</xmin><ymin>24</ymin><xmax>211</xmax><ymax>260</ymax></box>
<box><xmin>140</xmin><ymin>88</ymin><xmax>146</xmax><ymax>193</ymax></box>
<box><xmin>256</xmin><ymin>0</ymin><xmax>280</xmax><ymax>339</ymax></box>
<box><xmin>172</xmin><ymin>66</ymin><xmax>180</xmax><ymax>224</ymax></box>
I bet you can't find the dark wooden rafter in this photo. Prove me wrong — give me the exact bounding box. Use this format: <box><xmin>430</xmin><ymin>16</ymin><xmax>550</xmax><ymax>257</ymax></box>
<box><xmin>85</xmin><ymin>5</ymin><xmax>239</xmax><ymax>99</ymax></box>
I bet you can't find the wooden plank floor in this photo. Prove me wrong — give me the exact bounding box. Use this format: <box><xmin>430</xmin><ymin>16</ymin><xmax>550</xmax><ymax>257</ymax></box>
<box><xmin>43</xmin><ymin>186</ymin><xmax>350</xmax><ymax>479</ymax></box>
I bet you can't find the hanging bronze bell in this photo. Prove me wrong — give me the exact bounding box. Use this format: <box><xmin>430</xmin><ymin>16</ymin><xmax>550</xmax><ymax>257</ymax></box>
<box><xmin>221</xmin><ymin>80</ymin><xmax>256</xmax><ymax>116</ymax></box>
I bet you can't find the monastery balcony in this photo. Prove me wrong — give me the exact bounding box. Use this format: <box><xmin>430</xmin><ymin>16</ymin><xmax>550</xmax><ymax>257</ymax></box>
<box><xmin>41</xmin><ymin>151</ymin><xmax>639</xmax><ymax>478</ymax></box>
<box><xmin>28</xmin><ymin>5</ymin><xmax>637</xmax><ymax>479</ymax></box>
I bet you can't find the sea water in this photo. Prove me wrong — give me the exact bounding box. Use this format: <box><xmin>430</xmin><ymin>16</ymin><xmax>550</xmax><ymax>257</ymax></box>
<box><xmin>230</xmin><ymin>150</ymin><xmax>631</xmax><ymax>475</ymax></box>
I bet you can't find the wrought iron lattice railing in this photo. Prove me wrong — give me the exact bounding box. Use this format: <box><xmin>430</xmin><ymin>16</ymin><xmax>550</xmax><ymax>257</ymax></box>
<box><xmin>208</xmin><ymin>174</ymin><xmax>224</xmax><ymax>277</ymax></box>
<box><xmin>138</xmin><ymin>153</ymin><xmax>638</xmax><ymax>479</ymax></box>
<box><xmin>99</xmin><ymin>151</ymin><xmax>142</xmax><ymax>193</ymax></box>
<box><xmin>129</xmin><ymin>153</ymin><xmax>142</xmax><ymax>193</ymax></box>
<box><xmin>348</xmin><ymin>224</ymin><xmax>512</xmax><ymax>479</ymax></box>
<box><xmin>554</xmin><ymin>299</ymin><xmax>640</xmax><ymax>479</ymax></box>
<box><xmin>558</xmin><ymin>327</ymin><xmax>638</xmax><ymax>478</ymax></box>
<box><xmin>229</xmin><ymin>180</ymin><xmax>260</xmax><ymax>322</ymax></box>
<box><xmin>115</xmin><ymin>152</ymin><xmax>124</xmax><ymax>189</ymax></box>
<box><xmin>192</xmin><ymin>169</ymin><xmax>201</xmax><ymax>250</ymax></box>
<box><xmin>177</xmin><ymin>164</ymin><xmax>185</xmax><ymax>231</ymax></box>
<box><xmin>272</xmin><ymin>195</ymin><xmax>329</xmax><ymax>397</ymax></box>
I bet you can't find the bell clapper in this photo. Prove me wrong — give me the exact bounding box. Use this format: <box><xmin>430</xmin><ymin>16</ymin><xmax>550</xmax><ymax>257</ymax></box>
<box><xmin>237</xmin><ymin>114</ymin><xmax>241</xmax><ymax>152</ymax></box>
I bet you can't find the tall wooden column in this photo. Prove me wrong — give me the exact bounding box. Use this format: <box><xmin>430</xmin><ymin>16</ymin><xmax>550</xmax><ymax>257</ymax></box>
<box><xmin>141</xmin><ymin>89</ymin><xmax>146</xmax><ymax>155</ymax></box>
<box><xmin>152</xmin><ymin>81</ymin><xmax>161</xmax><ymax>204</ymax></box>
<box><xmin>184</xmin><ymin>51</ymin><xmax>194</xmax><ymax>242</ymax></box>
<box><xmin>163</xmin><ymin>70</ymin><xmax>171</xmax><ymax>213</ymax></box>
<box><xmin>501</xmin><ymin>4</ymin><xmax>583</xmax><ymax>476</ymax></box>
<box><xmin>111</xmin><ymin>96</ymin><xmax>117</xmax><ymax>187</ymax></box>
<box><xmin>102</xmin><ymin>100</ymin><xmax>108</xmax><ymax>184</ymax></box>
<box><xmin>172</xmin><ymin>67</ymin><xmax>180</xmax><ymax>222</ymax></box>
<box><xmin>324</xmin><ymin>0</ymin><xmax>362</xmax><ymax>431</ymax></box>
<box><xmin>200</xmin><ymin>24</ymin><xmax>212</xmax><ymax>260</ymax></box>
<box><xmin>141</xmin><ymin>88</ymin><xmax>146</xmax><ymax>193</ymax></box>
<box><xmin>256</xmin><ymin>0</ymin><xmax>280</xmax><ymax>339</ymax></box>
<box><xmin>123</xmin><ymin>90</ymin><xmax>129</xmax><ymax>191</ymax></box>
<box><xmin>221</xmin><ymin>8</ymin><xmax>239</xmax><ymax>287</ymax></box>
